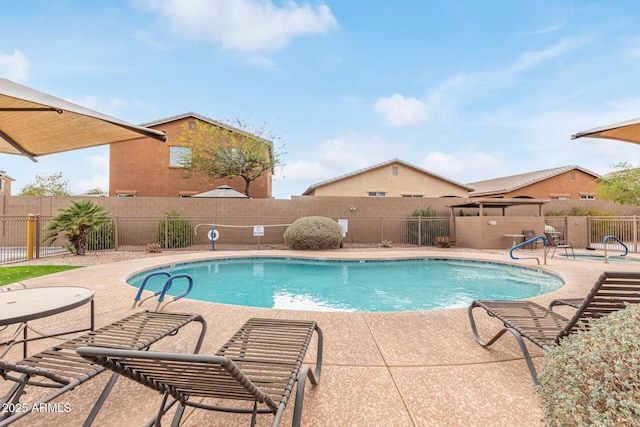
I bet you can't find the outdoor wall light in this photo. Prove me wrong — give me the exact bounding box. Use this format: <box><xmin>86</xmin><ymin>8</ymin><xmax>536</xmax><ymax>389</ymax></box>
<box><xmin>487</xmin><ymin>220</ymin><xmax>497</xmax><ymax>226</ymax></box>
<box><xmin>350</xmin><ymin>206</ymin><xmax>357</xmax><ymax>211</ymax></box>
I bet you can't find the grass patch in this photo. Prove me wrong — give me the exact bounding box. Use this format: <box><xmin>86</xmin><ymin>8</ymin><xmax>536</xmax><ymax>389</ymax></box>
<box><xmin>0</xmin><ymin>265</ymin><xmax>83</xmax><ymax>286</ymax></box>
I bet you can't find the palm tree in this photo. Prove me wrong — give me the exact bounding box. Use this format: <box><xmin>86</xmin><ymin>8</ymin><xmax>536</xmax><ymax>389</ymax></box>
<box><xmin>43</xmin><ymin>200</ymin><xmax>111</xmax><ymax>255</ymax></box>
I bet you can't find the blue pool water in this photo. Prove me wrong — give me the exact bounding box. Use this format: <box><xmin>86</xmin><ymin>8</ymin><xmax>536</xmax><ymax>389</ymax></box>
<box><xmin>127</xmin><ymin>258</ymin><xmax>564</xmax><ymax>312</ymax></box>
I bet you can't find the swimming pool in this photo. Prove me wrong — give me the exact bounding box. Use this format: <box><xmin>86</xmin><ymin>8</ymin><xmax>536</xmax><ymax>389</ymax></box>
<box><xmin>127</xmin><ymin>257</ymin><xmax>564</xmax><ymax>312</ymax></box>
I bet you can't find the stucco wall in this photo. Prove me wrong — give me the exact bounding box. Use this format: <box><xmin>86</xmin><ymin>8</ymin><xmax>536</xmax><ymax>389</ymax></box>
<box><xmin>2</xmin><ymin>195</ymin><xmax>638</xmax><ymax>219</ymax></box>
<box><xmin>109</xmin><ymin>116</ymin><xmax>271</xmax><ymax>198</ymax></box>
<box><xmin>309</xmin><ymin>162</ymin><xmax>470</xmax><ymax>197</ymax></box>
<box><xmin>493</xmin><ymin>170</ymin><xmax>599</xmax><ymax>199</ymax></box>
<box><xmin>454</xmin><ymin>216</ymin><xmax>545</xmax><ymax>249</ymax></box>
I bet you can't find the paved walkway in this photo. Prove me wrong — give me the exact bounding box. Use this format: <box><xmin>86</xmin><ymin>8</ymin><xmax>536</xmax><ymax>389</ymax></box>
<box><xmin>1</xmin><ymin>248</ymin><xmax>636</xmax><ymax>426</ymax></box>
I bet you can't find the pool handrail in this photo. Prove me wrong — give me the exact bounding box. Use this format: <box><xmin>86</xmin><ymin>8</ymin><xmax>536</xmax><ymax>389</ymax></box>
<box><xmin>510</xmin><ymin>235</ymin><xmax>547</xmax><ymax>264</ymax></box>
<box><xmin>132</xmin><ymin>272</ymin><xmax>194</xmax><ymax>311</ymax></box>
<box><xmin>156</xmin><ymin>274</ymin><xmax>194</xmax><ymax>311</ymax></box>
<box><xmin>603</xmin><ymin>235</ymin><xmax>628</xmax><ymax>263</ymax></box>
<box><xmin>132</xmin><ymin>271</ymin><xmax>172</xmax><ymax>308</ymax></box>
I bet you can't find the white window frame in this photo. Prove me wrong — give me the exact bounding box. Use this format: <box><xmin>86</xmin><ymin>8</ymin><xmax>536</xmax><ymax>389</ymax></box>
<box><xmin>169</xmin><ymin>146</ymin><xmax>191</xmax><ymax>167</ymax></box>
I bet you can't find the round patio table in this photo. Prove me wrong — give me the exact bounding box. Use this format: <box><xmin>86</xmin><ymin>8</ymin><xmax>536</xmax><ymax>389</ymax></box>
<box><xmin>504</xmin><ymin>234</ymin><xmax>525</xmax><ymax>248</ymax></box>
<box><xmin>0</xmin><ymin>286</ymin><xmax>95</xmax><ymax>357</ymax></box>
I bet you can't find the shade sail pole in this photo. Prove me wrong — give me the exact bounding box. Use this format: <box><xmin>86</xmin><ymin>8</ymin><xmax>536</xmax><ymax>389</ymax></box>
<box><xmin>0</xmin><ymin>128</ymin><xmax>37</xmax><ymax>162</ymax></box>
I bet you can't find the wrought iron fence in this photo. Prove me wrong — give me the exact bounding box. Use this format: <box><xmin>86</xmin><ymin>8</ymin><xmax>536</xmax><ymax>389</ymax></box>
<box><xmin>588</xmin><ymin>216</ymin><xmax>639</xmax><ymax>252</ymax></box>
<box><xmin>0</xmin><ymin>215</ymin><xmax>453</xmax><ymax>264</ymax></box>
<box><xmin>0</xmin><ymin>215</ymin><xmax>67</xmax><ymax>264</ymax></box>
<box><xmin>5</xmin><ymin>214</ymin><xmax>640</xmax><ymax>265</ymax></box>
<box><xmin>544</xmin><ymin>217</ymin><xmax>568</xmax><ymax>238</ymax></box>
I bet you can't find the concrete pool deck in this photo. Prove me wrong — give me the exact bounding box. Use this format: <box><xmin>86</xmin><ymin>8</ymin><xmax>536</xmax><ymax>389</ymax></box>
<box><xmin>2</xmin><ymin>247</ymin><xmax>637</xmax><ymax>426</ymax></box>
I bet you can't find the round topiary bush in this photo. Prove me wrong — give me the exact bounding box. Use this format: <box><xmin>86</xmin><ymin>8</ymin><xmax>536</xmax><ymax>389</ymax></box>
<box><xmin>283</xmin><ymin>216</ymin><xmax>343</xmax><ymax>250</ymax></box>
<box><xmin>536</xmin><ymin>303</ymin><xmax>640</xmax><ymax>426</ymax></box>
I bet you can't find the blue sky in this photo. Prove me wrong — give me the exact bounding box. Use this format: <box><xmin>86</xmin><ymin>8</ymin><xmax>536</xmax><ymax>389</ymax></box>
<box><xmin>2</xmin><ymin>0</ymin><xmax>640</xmax><ymax>199</ymax></box>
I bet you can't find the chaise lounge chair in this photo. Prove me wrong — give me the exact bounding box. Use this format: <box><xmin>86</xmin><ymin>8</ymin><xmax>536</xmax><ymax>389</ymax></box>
<box><xmin>0</xmin><ymin>310</ymin><xmax>206</xmax><ymax>426</ymax></box>
<box><xmin>468</xmin><ymin>271</ymin><xmax>640</xmax><ymax>384</ymax></box>
<box><xmin>78</xmin><ymin>317</ymin><xmax>323</xmax><ymax>427</ymax></box>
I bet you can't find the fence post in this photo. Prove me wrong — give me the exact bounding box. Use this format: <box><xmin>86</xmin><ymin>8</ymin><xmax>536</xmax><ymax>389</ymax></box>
<box><xmin>449</xmin><ymin>216</ymin><xmax>455</xmax><ymax>240</ymax></box>
<box><xmin>114</xmin><ymin>216</ymin><xmax>119</xmax><ymax>251</ymax></box>
<box><xmin>634</xmin><ymin>215</ymin><xmax>638</xmax><ymax>253</ymax></box>
<box><xmin>418</xmin><ymin>216</ymin><xmax>422</xmax><ymax>246</ymax></box>
<box><xmin>26</xmin><ymin>214</ymin><xmax>35</xmax><ymax>260</ymax></box>
<box><xmin>164</xmin><ymin>215</ymin><xmax>169</xmax><ymax>249</ymax></box>
<box><xmin>35</xmin><ymin>214</ymin><xmax>41</xmax><ymax>259</ymax></box>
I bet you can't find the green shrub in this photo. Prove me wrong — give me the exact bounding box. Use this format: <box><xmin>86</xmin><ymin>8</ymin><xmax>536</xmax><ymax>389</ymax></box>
<box><xmin>156</xmin><ymin>211</ymin><xmax>192</xmax><ymax>249</ymax></box>
<box><xmin>88</xmin><ymin>221</ymin><xmax>115</xmax><ymax>250</ymax></box>
<box><xmin>407</xmin><ymin>207</ymin><xmax>448</xmax><ymax>245</ymax></box>
<box><xmin>536</xmin><ymin>304</ymin><xmax>640</xmax><ymax>426</ymax></box>
<box><xmin>283</xmin><ymin>216</ymin><xmax>342</xmax><ymax>250</ymax></box>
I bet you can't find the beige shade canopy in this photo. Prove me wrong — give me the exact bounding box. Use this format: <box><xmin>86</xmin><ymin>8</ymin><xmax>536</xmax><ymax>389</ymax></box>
<box><xmin>192</xmin><ymin>185</ymin><xmax>249</xmax><ymax>198</ymax></box>
<box><xmin>0</xmin><ymin>78</ymin><xmax>167</xmax><ymax>162</ymax></box>
<box><xmin>572</xmin><ymin>117</ymin><xmax>640</xmax><ymax>144</ymax></box>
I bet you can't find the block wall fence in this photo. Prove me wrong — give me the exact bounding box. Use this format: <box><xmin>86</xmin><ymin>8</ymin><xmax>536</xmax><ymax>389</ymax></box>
<box><xmin>1</xmin><ymin>195</ymin><xmax>638</xmax><ymax>250</ymax></box>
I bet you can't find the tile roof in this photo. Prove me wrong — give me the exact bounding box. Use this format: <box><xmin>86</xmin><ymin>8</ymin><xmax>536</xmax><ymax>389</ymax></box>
<box><xmin>467</xmin><ymin>165</ymin><xmax>601</xmax><ymax>196</ymax></box>
<box><xmin>302</xmin><ymin>158</ymin><xmax>474</xmax><ymax>195</ymax></box>
<box><xmin>140</xmin><ymin>112</ymin><xmax>272</xmax><ymax>144</ymax></box>
<box><xmin>0</xmin><ymin>170</ymin><xmax>15</xmax><ymax>181</ymax></box>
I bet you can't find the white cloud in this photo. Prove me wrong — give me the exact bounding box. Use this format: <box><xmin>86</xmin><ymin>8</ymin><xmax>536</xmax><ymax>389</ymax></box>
<box><xmin>282</xmin><ymin>159</ymin><xmax>329</xmax><ymax>180</ymax></box>
<box><xmin>284</xmin><ymin>133</ymin><xmax>389</xmax><ymax>180</ymax></box>
<box><xmin>73</xmin><ymin>154</ymin><xmax>109</xmax><ymax>193</ymax></box>
<box><xmin>69</xmin><ymin>95</ymin><xmax>145</xmax><ymax>117</ymax></box>
<box><xmin>140</xmin><ymin>0</ymin><xmax>338</xmax><ymax>51</ymax></box>
<box><xmin>508</xmin><ymin>37</ymin><xmax>589</xmax><ymax>75</ymax></box>
<box><xmin>379</xmin><ymin>38</ymin><xmax>589</xmax><ymax>129</ymax></box>
<box><xmin>0</xmin><ymin>49</ymin><xmax>30</xmax><ymax>82</ymax></box>
<box><xmin>421</xmin><ymin>150</ymin><xmax>505</xmax><ymax>183</ymax></box>
<box><xmin>519</xmin><ymin>23</ymin><xmax>563</xmax><ymax>36</ymax></box>
<box><xmin>374</xmin><ymin>94</ymin><xmax>430</xmax><ymax>126</ymax></box>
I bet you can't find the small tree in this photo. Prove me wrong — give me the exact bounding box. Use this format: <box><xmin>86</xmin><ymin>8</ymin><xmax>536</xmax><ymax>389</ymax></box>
<box><xmin>597</xmin><ymin>162</ymin><xmax>640</xmax><ymax>205</ymax></box>
<box><xmin>43</xmin><ymin>200</ymin><xmax>111</xmax><ymax>255</ymax></box>
<box><xmin>20</xmin><ymin>172</ymin><xmax>71</xmax><ymax>196</ymax></box>
<box><xmin>175</xmin><ymin>118</ymin><xmax>285</xmax><ymax>197</ymax></box>
<box><xmin>84</xmin><ymin>187</ymin><xmax>108</xmax><ymax>196</ymax></box>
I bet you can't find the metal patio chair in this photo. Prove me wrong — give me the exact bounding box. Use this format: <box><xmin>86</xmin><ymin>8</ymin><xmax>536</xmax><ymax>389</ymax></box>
<box><xmin>522</xmin><ymin>230</ymin><xmax>537</xmax><ymax>249</ymax></box>
<box><xmin>78</xmin><ymin>317</ymin><xmax>323</xmax><ymax>427</ymax></box>
<box><xmin>0</xmin><ymin>310</ymin><xmax>207</xmax><ymax>426</ymax></box>
<box><xmin>544</xmin><ymin>231</ymin><xmax>575</xmax><ymax>259</ymax></box>
<box><xmin>468</xmin><ymin>271</ymin><xmax>640</xmax><ymax>384</ymax></box>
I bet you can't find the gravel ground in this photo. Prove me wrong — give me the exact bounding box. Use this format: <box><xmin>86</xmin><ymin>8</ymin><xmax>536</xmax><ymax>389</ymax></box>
<box><xmin>5</xmin><ymin>250</ymin><xmax>198</xmax><ymax>266</ymax></box>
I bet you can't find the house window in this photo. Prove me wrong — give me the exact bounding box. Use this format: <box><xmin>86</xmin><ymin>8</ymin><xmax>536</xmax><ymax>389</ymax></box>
<box><xmin>402</xmin><ymin>194</ymin><xmax>423</xmax><ymax>198</ymax></box>
<box><xmin>169</xmin><ymin>146</ymin><xmax>191</xmax><ymax>167</ymax></box>
<box><xmin>550</xmin><ymin>196</ymin><xmax>570</xmax><ymax>200</ymax></box>
<box><xmin>392</xmin><ymin>166</ymin><xmax>398</xmax><ymax>176</ymax></box>
<box><xmin>117</xmin><ymin>193</ymin><xmax>136</xmax><ymax>197</ymax></box>
<box><xmin>368</xmin><ymin>191</ymin><xmax>386</xmax><ymax>197</ymax></box>
<box><xmin>580</xmin><ymin>194</ymin><xmax>596</xmax><ymax>200</ymax></box>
